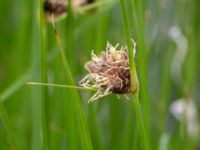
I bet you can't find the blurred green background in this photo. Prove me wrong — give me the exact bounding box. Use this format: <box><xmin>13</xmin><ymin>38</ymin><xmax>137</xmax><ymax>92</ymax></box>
<box><xmin>0</xmin><ymin>0</ymin><xmax>199</xmax><ymax>149</ymax></box>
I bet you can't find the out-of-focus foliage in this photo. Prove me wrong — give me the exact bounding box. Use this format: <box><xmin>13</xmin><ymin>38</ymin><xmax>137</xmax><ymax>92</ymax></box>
<box><xmin>0</xmin><ymin>0</ymin><xmax>199</xmax><ymax>149</ymax></box>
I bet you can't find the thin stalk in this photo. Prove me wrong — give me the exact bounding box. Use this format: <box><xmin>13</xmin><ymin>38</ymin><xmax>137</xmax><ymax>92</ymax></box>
<box><xmin>26</xmin><ymin>82</ymin><xmax>96</xmax><ymax>91</ymax></box>
<box><xmin>122</xmin><ymin>104</ymin><xmax>135</xmax><ymax>150</ymax></box>
<box><xmin>131</xmin><ymin>93</ymin><xmax>148</xmax><ymax>150</ymax></box>
<box><xmin>52</xmin><ymin>7</ymin><xmax>93</xmax><ymax>149</ymax></box>
<box><xmin>130</xmin><ymin>0</ymin><xmax>149</xmax><ymax>137</ymax></box>
<box><xmin>30</xmin><ymin>4</ymin><xmax>41</xmax><ymax>150</ymax></box>
<box><xmin>130</xmin><ymin>0</ymin><xmax>150</xmax><ymax>147</ymax></box>
<box><xmin>120</xmin><ymin>0</ymin><xmax>148</xmax><ymax>150</ymax></box>
<box><xmin>55</xmin><ymin>30</ymin><xmax>93</xmax><ymax>150</ymax></box>
<box><xmin>119</xmin><ymin>0</ymin><xmax>137</xmax><ymax>92</ymax></box>
<box><xmin>39</xmin><ymin>0</ymin><xmax>48</xmax><ymax>148</ymax></box>
<box><xmin>0</xmin><ymin>99</ymin><xmax>19</xmax><ymax>150</ymax></box>
<box><xmin>51</xmin><ymin>17</ymin><xmax>77</xmax><ymax>149</ymax></box>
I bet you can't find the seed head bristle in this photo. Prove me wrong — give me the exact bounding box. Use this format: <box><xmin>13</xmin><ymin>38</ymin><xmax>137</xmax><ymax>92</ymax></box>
<box><xmin>79</xmin><ymin>41</ymin><xmax>136</xmax><ymax>102</ymax></box>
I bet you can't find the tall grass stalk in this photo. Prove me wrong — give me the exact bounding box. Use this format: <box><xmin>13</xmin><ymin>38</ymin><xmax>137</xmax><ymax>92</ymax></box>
<box><xmin>120</xmin><ymin>0</ymin><xmax>148</xmax><ymax>149</ymax></box>
<box><xmin>30</xmin><ymin>0</ymin><xmax>45</xmax><ymax>148</ymax></box>
<box><xmin>122</xmin><ymin>102</ymin><xmax>135</xmax><ymax>150</ymax></box>
<box><xmin>53</xmin><ymin>27</ymin><xmax>93</xmax><ymax>150</ymax></box>
<box><xmin>52</xmin><ymin>1</ymin><xmax>93</xmax><ymax>148</ymax></box>
<box><xmin>130</xmin><ymin>0</ymin><xmax>150</xmax><ymax>141</ymax></box>
<box><xmin>39</xmin><ymin>0</ymin><xmax>49</xmax><ymax>148</ymax></box>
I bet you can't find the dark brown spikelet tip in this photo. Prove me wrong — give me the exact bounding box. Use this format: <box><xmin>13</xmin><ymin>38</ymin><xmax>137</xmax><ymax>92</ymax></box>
<box><xmin>44</xmin><ymin>0</ymin><xmax>96</xmax><ymax>22</ymax></box>
<box><xmin>79</xmin><ymin>41</ymin><xmax>136</xmax><ymax>102</ymax></box>
<box><xmin>44</xmin><ymin>0</ymin><xmax>67</xmax><ymax>22</ymax></box>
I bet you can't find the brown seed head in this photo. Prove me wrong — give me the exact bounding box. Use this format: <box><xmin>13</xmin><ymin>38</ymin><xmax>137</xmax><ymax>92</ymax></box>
<box><xmin>80</xmin><ymin>41</ymin><xmax>136</xmax><ymax>102</ymax></box>
<box><xmin>44</xmin><ymin>0</ymin><xmax>96</xmax><ymax>22</ymax></box>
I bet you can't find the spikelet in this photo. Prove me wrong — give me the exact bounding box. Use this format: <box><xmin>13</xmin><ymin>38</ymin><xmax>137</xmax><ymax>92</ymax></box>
<box><xmin>80</xmin><ymin>41</ymin><xmax>136</xmax><ymax>102</ymax></box>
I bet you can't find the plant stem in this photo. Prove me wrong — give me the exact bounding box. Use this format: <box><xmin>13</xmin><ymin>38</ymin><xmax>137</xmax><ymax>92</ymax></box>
<box><xmin>55</xmin><ymin>31</ymin><xmax>93</xmax><ymax>150</ymax></box>
<box><xmin>119</xmin><ymin>0</ymin><xmax>138</xmax><ymax>93</ymax></box>
<box><xmin>26</xmin><ymin>82</ymin><xmax>96</xmax><ymax>91</ymax></box>
<box><xmin>52</xmin><ymin>2</ymin><xmax>93</xmax><ymax>148</ymax></box>
<box><xmin>120</xmin><ymin>0</ymin><xmax>148</xmax><ymax>149</ymax></box>
<box><xmin>131</xmin><ymin>93</ymin><xmax>148</xmax><ymax>150</ymax></box>
<box><xmin>39</xmin><ymin>0</ymin><xmax>49</xmax><ymax>148</ymax></box>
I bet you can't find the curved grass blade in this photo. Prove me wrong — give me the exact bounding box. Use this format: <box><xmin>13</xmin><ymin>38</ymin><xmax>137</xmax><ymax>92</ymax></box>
<box><xmin>52</xmin><ymin>1</ymin><xmax>93</xmax><ymax>148</ymax></box>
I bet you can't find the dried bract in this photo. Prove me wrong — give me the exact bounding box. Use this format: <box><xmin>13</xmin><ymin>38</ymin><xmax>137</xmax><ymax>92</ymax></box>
<box><xmin>80</xmin><ymin>41</ymin><xmax>136</xmax><ymax>102</ymax></box>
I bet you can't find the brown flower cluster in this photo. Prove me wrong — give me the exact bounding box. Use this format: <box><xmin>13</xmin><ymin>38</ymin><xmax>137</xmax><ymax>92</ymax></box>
<box><xmin>80</xmin><ymin>41</ymin><xmax>136</xmax><ymax>102</ymax></box>
<box><xmin>44</xmin><ymin>0</ymin><xmax>95</xmax><ymax>21</ymax></box>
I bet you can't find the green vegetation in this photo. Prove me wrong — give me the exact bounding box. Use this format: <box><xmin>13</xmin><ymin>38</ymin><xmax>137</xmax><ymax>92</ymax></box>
<box><xmin>0</xmin><ymin>0</ymin><xmax>199</xmax><ymax>150</ymax></box>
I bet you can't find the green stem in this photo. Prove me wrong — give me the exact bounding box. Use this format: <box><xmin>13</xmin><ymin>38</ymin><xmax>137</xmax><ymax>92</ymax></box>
<box><xmin>131</xmin><ymin>94</ymin><xmax>148</xmax><ymax>150</ymax></box>
<box><xmin>0</xmin><ymin>99</ymin><xmax>19</xmax><ymax>150</ymax></box>
<box><xmin>120</xmin><ymin>0</ymin><xmax>148</xmax><ymax>149</ymax></box>
<box><xmin>39</xmin><ymin>0</ymin><xmax>48</xmax><ymax>148</ymax></box>
<box><xmin>26</xmin><ymin>82</ymin><xmax>96</xmax><ymax>91</ymax></box>
<box><xmin>56</xmin><ymin>31</ymin><xmax>93</xmax><ymax>150</ymax></box>
<box><xmin>119</xmin><ymin>0</ymin><xmax>138</xmax><ymax>93</ymax></box>
<box><xmin>52</xmin><ymin>1</ymin><xmax>93</xmax><ymax>148</ymax></box>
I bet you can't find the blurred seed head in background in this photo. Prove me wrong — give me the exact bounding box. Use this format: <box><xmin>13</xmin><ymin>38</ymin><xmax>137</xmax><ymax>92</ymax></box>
<box><xmin>44</xmin><ymin>0</ymin><xmax>95</xmax><ymax>21</ymax></box>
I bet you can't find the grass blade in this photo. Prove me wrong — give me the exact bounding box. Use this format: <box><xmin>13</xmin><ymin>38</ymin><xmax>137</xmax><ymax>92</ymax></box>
<box><xmin>39</xmin><ymin>0</ymin><xmax>49</xmax><ymax>148</ymax></box>
<box><xmin>130</xmin><ymin>0</ymin><xmax>150</xmax><ymax>142</ymax></box>
<box><xmin>119</xmin><ymin>0</ymin><xmax>148</xmax><ymax>149</ymax></box>
<box><xmin>131</xmin><ymin>93</ymin><xmax>148</xmax><ymax>150</ymax></box>
<box><xmin>51</xmin><ymin>1</ymin><xmax>93</xmax><ymax>148</ymax></box>
<box><xmin>30</xmin><ymin>0</ymin><xmax>46</xmax><ymax>148</ymax></box>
